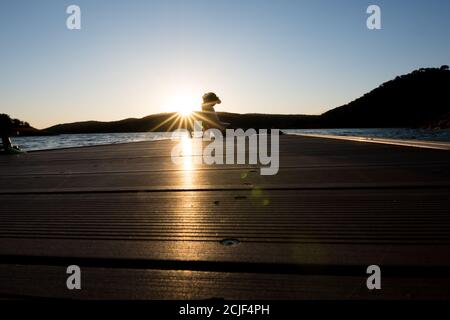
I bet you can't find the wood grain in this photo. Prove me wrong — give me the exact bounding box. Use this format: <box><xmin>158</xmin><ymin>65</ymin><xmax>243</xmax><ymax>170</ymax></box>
<box><xmin>0</xmin><ymin>135</ymin><xmax>449</xmax><ymax>299</ymax></box>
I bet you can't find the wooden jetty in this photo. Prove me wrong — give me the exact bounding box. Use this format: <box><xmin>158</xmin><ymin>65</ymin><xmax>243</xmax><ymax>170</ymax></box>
<box><xmin>0</xmin><ymin>135</ymin><xmax>450</xmax><ymax>299</ymax></box>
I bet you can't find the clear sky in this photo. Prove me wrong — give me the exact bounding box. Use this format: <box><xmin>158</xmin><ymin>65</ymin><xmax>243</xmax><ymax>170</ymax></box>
<box><xmin>1</xmin><ymin>0</ymin><xmax>449</xmax><ymax>129</ymax></box>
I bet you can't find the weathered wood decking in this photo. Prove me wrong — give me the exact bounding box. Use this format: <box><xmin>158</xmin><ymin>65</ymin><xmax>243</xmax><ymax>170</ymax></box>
<box><xmin>1</xmin><ymin>135</ymin><xmax>450</xmax><ymax>299</ymax></box>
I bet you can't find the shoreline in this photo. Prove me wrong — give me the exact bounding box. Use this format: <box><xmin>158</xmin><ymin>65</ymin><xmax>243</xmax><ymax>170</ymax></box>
<box><xmin>298</xmin><ymin>133</ymin><xmax>450</xmax><ymax>150</ymax></box>
<box><xmin>7</xmin><ymin>128</ymin><xmax>450</xmax><ymax>152</ymax></box>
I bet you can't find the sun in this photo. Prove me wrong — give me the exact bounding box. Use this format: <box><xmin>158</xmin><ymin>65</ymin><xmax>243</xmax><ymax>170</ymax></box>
<box><xmin>164</xmin><ymin>93</ymin><xmax>201</xmax><ymax>117</ymax></box>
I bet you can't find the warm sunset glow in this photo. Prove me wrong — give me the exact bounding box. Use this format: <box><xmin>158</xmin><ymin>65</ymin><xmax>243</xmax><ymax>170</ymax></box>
<box><xmin>181</xmin><ymin>135</ymin><xmax>194</xmax><ymax>171</ymax></box>
<box><xmin>164</xmin><ymin>93</ymin><xmax>201</xmax><ymax>117</ymax></box>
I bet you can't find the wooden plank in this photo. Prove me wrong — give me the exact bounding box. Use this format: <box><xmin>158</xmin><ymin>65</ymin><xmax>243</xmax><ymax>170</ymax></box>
<box><xmin>1</xmin><ymin>136</ymin><xmax>448</xmax><ymax>193</ymax></box>
<box><xmin>0</xmin><ymin>189</ymin><xmax>450</xmax><ymax>244</ymax></box>
<box><xmin>2</xmin><ymin>238</ymin><xmax>450</xmax><ymax>269</ymax></box>
<box><xmin>1</xmin><ymin>164</ymin><xmax>449</xmax><ymax>193</ymax></box>
<box><xmin>0</xmin><ymin>264</ymin><xmax>449</xmax><ymax>300</ymax></box>
<box><xmin>1</xmin><ymin>189</ymin><xmax>450</xmax><ymax>267</ymax></box>
<box><xmin>0</xmin><ymin>135</ymin><xmax>450</xmax><ymax>299</ymax></box>
<box><xmin>2</xmin><ymin>135</ymin><xmax>449</xmax><ymax>167</ymax></box>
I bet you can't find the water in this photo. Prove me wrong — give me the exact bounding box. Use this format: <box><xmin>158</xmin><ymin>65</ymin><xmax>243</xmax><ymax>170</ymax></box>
<box><xmin>284</xmin><ymin>128</ymin><xmax>450</xmax><ymax>142</ymax></box>
<box><xmin>9</xmin><ymin>128</ymin><xmax>450</xmax><ymax>152</ymax></box>
<box><xmin>11</xmin><ymin>132</ymin><xmax>180</xmax><ymax>152</ymax></box>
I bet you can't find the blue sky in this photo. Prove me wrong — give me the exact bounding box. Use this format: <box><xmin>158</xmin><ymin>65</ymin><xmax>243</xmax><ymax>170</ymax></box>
<box><xmin>1</xmin><ymin>0</ymin><xmax>449</xmax><ymax>128</ymax></box>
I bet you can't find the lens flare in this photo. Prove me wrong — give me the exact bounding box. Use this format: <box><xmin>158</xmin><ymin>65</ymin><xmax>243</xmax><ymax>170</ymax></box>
<box><xmin>164</xmin><ymin>93</ymin><xmax>201</xmax><ymax>117</ymax></box>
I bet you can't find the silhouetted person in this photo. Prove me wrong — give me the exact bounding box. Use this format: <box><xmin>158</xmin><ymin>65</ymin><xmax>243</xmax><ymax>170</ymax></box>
<box><xmin>0</xmin><ymin>114</ymin><xmax>14</xmax><ymax>153</ymax></box>
<box><xmin>201</xmin><ymin>92</ymin><xmax>230</xmax><ymax>132</ymax></box>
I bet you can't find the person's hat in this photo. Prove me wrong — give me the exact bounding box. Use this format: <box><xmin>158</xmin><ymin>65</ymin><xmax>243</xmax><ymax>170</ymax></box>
<box><xmin>202</xmin><ymin>92</ymin><xmax>221</xmax><ymax>106</ymax></box>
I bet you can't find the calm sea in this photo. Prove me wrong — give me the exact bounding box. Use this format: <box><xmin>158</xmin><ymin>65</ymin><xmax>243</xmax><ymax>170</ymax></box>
<box><xmin>284</xmin><ymin>128</ymin><xmax>450</xmax><ymax>142</ymax></box>
<box><xmin>10</xmin><ymin>128</ymin><xmax>450</xmax><ymax>152</ymax></box>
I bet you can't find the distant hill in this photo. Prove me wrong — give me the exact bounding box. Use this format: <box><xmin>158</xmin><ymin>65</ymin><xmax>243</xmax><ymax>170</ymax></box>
<box><xmin>0</xmin><ymin>114</ymin><xmax>41</xmax><ymax>136</ymax></box>
<box><xmin>43</xmin><ymin>112</ymin><xmax>320</xmax><ymax>134</ymax></box>
<box><xmin>11</xmin><ymin>65</ymin><xmax>450</xmax><ymax>135</ymax></box>
<box><xmin>321</xmin><ymin>66</ymin><xmax>450</xmax><ymax>128</ymax></box>
<box><xmin>44</xmin><ymin>113</ymin><xmax>175</xmax><ymax>134</ymax></box>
